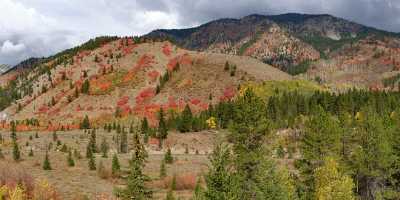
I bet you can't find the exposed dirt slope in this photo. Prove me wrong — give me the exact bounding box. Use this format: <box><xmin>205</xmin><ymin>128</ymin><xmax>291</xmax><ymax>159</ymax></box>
<box><xmin>2</xmin><ymin>39</ymin><xmax>290</xmax><ymax>129</ymax></box>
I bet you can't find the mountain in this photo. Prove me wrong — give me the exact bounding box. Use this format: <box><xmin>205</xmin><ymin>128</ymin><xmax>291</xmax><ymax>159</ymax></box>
<box><xmin>0</xmin><ymin>64</ymin><xmax>12</xmax><ymax>74</ymax></box>
<box><xmin>0</xmin><ymin>37</ymin><xmax>290</xmax><ymax>130</ymax></box>
<box><xmin>2</xmin><ymin>13</ymin><xmax>400</xmax><ymax>129</ymax></box>
<box><xmin>147</xmin><ymin>13</ymin><xmax>400</xmax><ymax>89</ymax></box>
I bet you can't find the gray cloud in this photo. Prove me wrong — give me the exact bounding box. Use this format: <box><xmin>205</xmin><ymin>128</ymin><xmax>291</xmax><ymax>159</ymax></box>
<box><xmin>1</xmin><ymin>0</ymin><xmax>399</xmax><ymax>65</ymax></box>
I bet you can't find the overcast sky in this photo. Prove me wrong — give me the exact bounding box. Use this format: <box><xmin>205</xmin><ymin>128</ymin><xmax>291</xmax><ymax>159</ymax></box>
<box><xmin>1</xmin><ymin>0</ymin><xmax>399</xmax><ymax>65</ymax></box>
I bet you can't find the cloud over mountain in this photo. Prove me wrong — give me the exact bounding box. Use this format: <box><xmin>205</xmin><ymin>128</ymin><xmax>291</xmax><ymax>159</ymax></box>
<box><xmin>1</xmin><ymin>0</ymin><xmax>399</xmax><ymax>65</ymax></box>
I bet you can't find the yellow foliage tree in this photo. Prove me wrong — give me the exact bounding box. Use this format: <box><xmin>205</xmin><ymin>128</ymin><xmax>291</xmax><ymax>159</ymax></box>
<box><xmin>206</xmin><ymin>117</ymin><xmax>217</xmax><ymax>129</ymax></box>
<box><xmin>314</xmin><ymin>157</ymin><xmax>355</xmax><ymax>200</ymax></box>
<box><xmin>0</xmin><ymin>186</ymin><xmax>25</xmax><ymax>200</ymax></box>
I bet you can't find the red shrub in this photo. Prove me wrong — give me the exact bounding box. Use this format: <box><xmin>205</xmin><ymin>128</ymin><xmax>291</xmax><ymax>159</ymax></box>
<box><xmin>220</xmin><ymin>87</ymin><xmax>236</xmax><ymax>101</ymax></box>
<box><xmin>154</xmin><ymin>173</ymin><xmax>198</xmax><ymax>190</ymax></box>
<box><xmin>134</xmin><ymin>54</ymin><xmax>155</xmax><ymax>71</ymax></box>
<box><xmin>76</xmin><ymin>105</ymin><xmax>83</xmax><ymax>111</ymax></box>
<box><xmin>123</xmin><ymin>71</ymin><xmax>135</xmax><ymax>82</ymax></box>
<box><xmin>180</xmin><ymin>53</ymin><xmax>192</xmax><ymax>65</ymax></box>
<box><xmin>199</xmin><ymin>103</ymin><xmax>209</xmax><ymax>110</ymax></box>
<box><xmin>167</xmin><ymin>57</ymin><xmax>179</xmax><ymax>71</ymax></box>
<box><xmin>162</xmin><ymin>43</ymin><xmax>172</xmax><ymax>56</ymax></box>
<box><xmin>190</xmin><ymin>98</ymin><xmax>201</xmax><ymax>105</ymax></box>
<box><xmin>135</xmin><ymin>88</ymin><xmax>155</xmax><ymax>104</ymax></box>
<box><xmin>0</xmin><ymin>163</ymin><xmax>35</xmax><ymax>193</ymax></box>
<box><xmin>117</xmin><ymin>96</ymin><xmax>129</xmax><ymax>107</ymax></box>
<box><xmin>147</xmin><ymin>70</ymin><xmax>160</xmax><ymax>81</ymax></box>
<box><xmin>38</xmin><ymin>105</ymin><xmax>49</xmax><ymax>113</ymax></box>
<box><xmin>167</xmin><ymin>96</ymin><xmax>178</xmax><ymax>110</ymax></box>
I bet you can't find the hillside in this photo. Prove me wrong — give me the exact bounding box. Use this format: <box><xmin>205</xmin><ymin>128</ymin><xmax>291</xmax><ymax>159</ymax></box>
<box><xmin>2</xmin><ymin>12</ymin><xmax>400</xmax><ymax>129</ymax></box>
<box><xmin>147</xmin><ymin>13</ymin><xmax>400</xmax><ymax>89</ymax></box>
<box><xmin>0</xmin><ymin>38</ymin><xmax>290</xmax><ymax>130</ymax></box>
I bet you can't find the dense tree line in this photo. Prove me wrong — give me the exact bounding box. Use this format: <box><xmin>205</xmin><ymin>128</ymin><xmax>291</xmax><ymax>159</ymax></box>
<box><xmin>157</xmin><ymin>88</ymin><xmax>400</xmax><ymax>199</ymax></box>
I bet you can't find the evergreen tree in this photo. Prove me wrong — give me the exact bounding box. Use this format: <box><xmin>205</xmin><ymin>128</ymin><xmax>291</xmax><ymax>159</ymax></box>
<box><xmin>100</xmin><ymin>137</ymin><xmax>109</xmax><ymax>158</ymax></box>
<box><xmin>298</xmin><ymin>106</ymin><xmax>342</xmax><ymax>196</ymax></box>
<box><xmin>80</xmin><ymin>115</ymin><xmax>90</xmax><ymax>129</ymax></box>
<box><xmin>10</xmin><ymin>129</ymin><xmax>17</xmax><ymax>141</ymax></box>
<box><xmin>43</xmin><ymin>152</ymin><xmax>52</xmax><ymax>170</ymax></box>
<box><xmin>178</xmin><ymin>105</ymin><xmax>193</xmax><ymax>132</ymax></box>
<box><xmin>120</xmin><ymin>129</ymin><xmax>128</xmax><ymax>153</ymax></box>
<box><xmin>224</xmin><ymin>61</ymin><xmax>230</xmax><ymax>71</ymax></box>
<box><xmin>129</xmin><ymin>124</ymin><xmax>134</xmax><ymax>134</ymax></box>
<box><xmin>202</xmin><ymin>143</ymin><xmax>233</xmax><ymax>200</ymax></box>
<box><xmin>193</xmin><ymin>177</ymin><xmax>204</xmax><ymax>200</ymax></box>
<box><xmin>160</xmin><ymin>159</ymin><xmax>167</xmax><ymax>178</ymax></box>
<box><xmin>52</xmin><ymin>131</ymin><xmax>58</xmax><ymax>141</ymax></box>
<box><xmin>112</xmin><ymin>153</ymin><xmax>121</xmax><ymax>177</ymax></box>
<box><xmin>164</xmin><ymin>148</ymin><xmax>173</xmax><ymax>164</ymax></box>
<box><xmin>12</xmin><ymin>139</ymin><xmax>20</xmax><ymax>161</ymax></box>
<box><xmin>88</xmin><ymin>148</ymin><xmax>96</xmax><ymax>170</ymax></box>
<box><xmin>315</xmin><ymin>157</ymin><xmax>355</xmax><ymax>200</ymax></box>
<box><xmin>171</xmin><ymin>174</ymin><xmax>177</xmax><ymax>191</ymax></box>
<box><xmin>351</xmin><ymin>108</ymin><xmax>396</xmax><ymax>199</ymax></box>
<box><xmin>89</xmin><ymin>129</ymin><xmax>97</xmax><ymax>153</ymax></box>
<box><xmin>158</xmin><ymin>108</ymin><xmax>168</xmax><ymax>148</ymax></box>
<box><xmin>141</xmin><ymin>118</ymin><xmax>149</xmax><ymax>135</ymax></box>
<box><xmin>116</xmin><ymin>133</ymin><xmax>152</xmax><ymax>199</ymax></box>
<box><xmin>165</xmin><ymin>190</ymin><xmax>175</xmax><ymax>200</ymax></box>
<box><xmin>81</xmin><ymin>79</ymin><xmax>90</xmax><ymax>94</ymax></box>
<box><xmin>0</xmin><ymin>147</ymin><xmax>4</xmax><ymax>159</ymax></box>
<box><xmin>67</xmin><ymin>150</ymin><xmax>75</xmax><ymax>167</ymax></box>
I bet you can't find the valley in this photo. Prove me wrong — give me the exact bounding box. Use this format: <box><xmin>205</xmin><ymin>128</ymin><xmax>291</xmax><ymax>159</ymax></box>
<box><xmin>1</xmin><ymin>12</ymin><xmax>400</xmax><ymax>200</ymax></box>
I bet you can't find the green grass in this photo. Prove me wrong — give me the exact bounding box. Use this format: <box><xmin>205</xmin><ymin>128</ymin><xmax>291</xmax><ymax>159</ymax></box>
<box><xmin>383</xmin><ymin>74</ymin><xmax>400</xmax><ymax>88</ymax></box>
<box><xmin>287</xmin><ymin>60</ymin><xmax>313</xmax><ymax>75</ymax></box>
<box><xmin>241</xmin><ymin>80</ymin><xmax>324</xmax><ymax>100</ymax></box>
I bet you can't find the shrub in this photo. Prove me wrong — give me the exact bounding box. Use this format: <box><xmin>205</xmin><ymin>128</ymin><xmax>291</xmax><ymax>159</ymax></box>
<box><xmin>112</xmin><ymin>153</ymin><xmax>121</xmax><ymax>177</ymax></box>
<box><xmin>164</xmin><ymin>149</ymin><xmax>173</xmax><ymax>164</ymax></box>
<box><xmin>43</xmin><ymin>152</ymin><xmax>52</xmax><ymax>170</ymax></box>
<box><xmin>67</xmin><ymin>150</ymin><xmax>75</xmax><ymax>167</ymax></box>
<box><xmin>160</xmin><ymin>159</ymin><xmax>167</xmax><ymax>178</ymax></box>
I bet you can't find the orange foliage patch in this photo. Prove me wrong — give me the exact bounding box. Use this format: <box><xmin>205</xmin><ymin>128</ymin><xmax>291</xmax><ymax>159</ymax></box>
<box><xmin>190</xmin><ymin>98</ymin><xmax>201</xmax><ymax>105</ymax></box>
<box><xmin>16</xmin><ymin>124</ymin><xmax>31</xmax><ymax>132</ymax></box>
<box><xmin>167</xmin><ymin>54</ymin><xmax>192</xmax><ymax>71</ymax></box>
<box><xmin>180</xmin><ymin>53</ymin><xmax>192</xmax><ymax>65</ymax></box>
<box><xmin>199</xmin><ymin>102</ymin><xmax>209</xmax><ymax>110</ymax></box>
<box><xmin>220</xmin><ymin>87</ymin><xmax>236</xmax><ymax>101</ymax></box>
<box><xmin>117</xmin><ymin>96</ymin><xmax>129</xmax><ymax>107</ymax></box>
<box><xmin>38</xmin><ymin>105</ymin><xmax>49</xmax><ymax>113</ymax></box>
<box><xmin>123</xmin><ymin>71</ymin><xmax>135</xmax><ymax>83</ymax></box>
<box><xmin>162</xmin><ymin>43</ymin><xmax>172</xmax><ymax>56</ymax></box>
<box><xmin>134</xmin><ymin>54</ymin><xmax>156</xmax><ymax>71</ymax></box>
<box><xmin>76</xmin><ymin>105</ymin><xmax>83</xmax><ymax>111</ymax></box>
<box><xmin>167</xmin><ymin>57</ymin><xmax>179</xmax><ymax>71</ymax></box>
<box><xmin>135</xmin><ymin>88</ymin><xmax>155</xmax><ymax>104</ymax></box>
<box><xmin>167</xmin><ymin>96</ymin><xmax>178</xmax><ymax>110</ymax></box>
<box><xmin>153</xmin><ymin>173</ymin><xmax>198</xmax><ymax>190</ymax></box>
<box><xmin>147</xmin><ymin>70</ymin><xmax>160</xmax><ymax>81</ymax></box>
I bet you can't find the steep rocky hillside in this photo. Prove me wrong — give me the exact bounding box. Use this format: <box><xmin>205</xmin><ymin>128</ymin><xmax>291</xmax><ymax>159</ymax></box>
<box><xmin>1</xmin><ymin>38</ymin><xmax>290</xmax><ymax>130</ymax></box>
<box><xmin>147</xmin><ymin>13</ymin><xmax>400</xmax><ymax>89</ymax></box>
<box><xmin>0</xmin><ymin>64</ymin><xmax>11</xmax><ymax>74</ymax></box>
<box><xmin>302</xmin><ymin>35</ymin><xmax>400</xmax><ymax>90</ymax></box>
<box><xmin>147</xmin><ymin>14</ymin><xmax>321</xmax><ymax>72</ymax></box>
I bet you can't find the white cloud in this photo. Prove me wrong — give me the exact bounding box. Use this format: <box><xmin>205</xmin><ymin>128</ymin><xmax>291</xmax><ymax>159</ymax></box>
<box><xmin>129</xmin><ymin>11</ymin><xmax>180</xmax><ymax>34</ymax></box>
<box><xmin>1</xmin><ymin>40</ymin><xmax>26</xmax><ymax>54</ymax></box>
<box><xmin>1</xmin><ymin>0</ymin><xmax>399</xmax><ymax>65</ymax></box>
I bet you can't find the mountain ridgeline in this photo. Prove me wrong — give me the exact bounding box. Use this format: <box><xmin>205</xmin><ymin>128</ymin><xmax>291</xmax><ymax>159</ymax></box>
<box><xmin>147</xmin><ymin>13</ymin><xmax>400</xmax><ymax>75</ymax></box>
